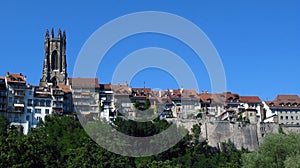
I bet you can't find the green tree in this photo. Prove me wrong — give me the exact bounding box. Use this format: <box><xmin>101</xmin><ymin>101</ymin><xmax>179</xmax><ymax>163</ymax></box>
<box><xmin>284</xmin><ymin>153</ymin><xmax>300</xmax><ymax>168</ymax></box>
<box><xmin>145</xmin><ymin>98</ymin><xmax>151</xmax><ymax>110</ymax></box>
<box><xmin>0</xmin><ymin>115</ymin><xmax>9</xmax><ymax>135</ymax></box>
<box><xmin>242</xmin><ymin>133</ymin><xmax>300</xmax><ymax>168</ymax></box>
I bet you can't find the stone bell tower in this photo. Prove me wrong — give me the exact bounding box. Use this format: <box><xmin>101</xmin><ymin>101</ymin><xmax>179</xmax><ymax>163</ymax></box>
<box><xmin>40</xmin><ymin>28</ymin><xmax>67</xmax><ymax>87</ymax></box>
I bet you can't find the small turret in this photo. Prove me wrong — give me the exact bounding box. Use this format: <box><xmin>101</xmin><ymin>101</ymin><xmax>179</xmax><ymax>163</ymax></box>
<box><xmin>45</xmin><ymin>29</ymin><xmax>49</xmax><ymax>40</ymax></box>
<box><xmin>63</xmin><ymin>30</ymin><xmax>66</xmax><ymax>40</ymax></box>
<box><xmin>58</xmin><ymin>28</ymin><xmax>62</xmax><ymax>39</ymax></box>
<box><xmin>51</xmin><ymin>28</ymin><xmax>54</xmax><ymax>38</ymax></box>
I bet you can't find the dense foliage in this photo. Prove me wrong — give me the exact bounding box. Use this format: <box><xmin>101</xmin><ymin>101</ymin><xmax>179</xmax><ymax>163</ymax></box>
<box><xmin>1</xmin><ymin>115</ymin><xmax>296</xmax><ymax>167</ymax></box>
<box><xmin>242</xmin><ymin>132</ymin><xmax>300</xmax><ymax>168</ymax></box>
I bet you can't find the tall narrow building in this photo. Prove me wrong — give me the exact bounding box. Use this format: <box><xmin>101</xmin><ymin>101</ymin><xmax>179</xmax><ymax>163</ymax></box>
<box><xmin>40</xmin><ymin>28</ymin><xmax>67</xmax><ymax>87</ymax></box>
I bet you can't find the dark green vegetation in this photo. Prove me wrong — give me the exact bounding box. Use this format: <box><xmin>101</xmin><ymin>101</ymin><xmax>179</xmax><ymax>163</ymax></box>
<box><xmin>242</xmin><ymin>131</ymin><xmax>300</xmax><ymax>168</ymax></box>
<box><xmin>0</xmin><ymin>115</ymin><xmax>299</xmax><ymax>168</ymax></box>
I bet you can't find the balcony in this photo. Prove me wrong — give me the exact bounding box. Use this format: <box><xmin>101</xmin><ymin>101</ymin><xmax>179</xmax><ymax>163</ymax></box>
<box><xmin>100</xmin><ymin>90</ymin><xmax>113</xmax><ymax>94</ymax></box>
<box><xmin>73</xmin><ymin>89</ymin><xmax>91</xmax><ymax>93</ymax></box>
<box><xmin>13</xmin><ymin>85</ymin><xmax>26</xmax><ymax>90</ymax></box>
<box><xmin>12</xmin><ymin>107</ymin><xmax>24</xmax><ymax>113</ymax></box>
<box><xmin>14</xmin><ymin>103</ymin><xmax>24</xmax><ymax>107</ymax></box>
<box><xmin>103</xmin><ymin>105</ymin><xmax>113</xmax><ymax>109</ymax></box>
<box><xmin>73</xmin><ymin>102</ymin><xmax>90</xmax><ymax>106</ymax></box>
<box><xmin>73</xmin><ymin>95</ymin><xmax>90</xmax><ymax>99</ymax></box>
<box><xmin>14</xmin><ymin>92</ymin><xmax>25</xmax><ymax>97</ymax></box>
<box><xmin>53</xmin><ymin>97</ymin><xmax>64</xmax><ymax>101</ymax></box>
<box><xmin>53</xmin><ymin>105</ymin><xmax>63</xmax><ymax>109</ymax></box>
<box><xmin>53</xmin><ymin>91</ymin><xmax>64</xmax><ymax>96</ymax></box>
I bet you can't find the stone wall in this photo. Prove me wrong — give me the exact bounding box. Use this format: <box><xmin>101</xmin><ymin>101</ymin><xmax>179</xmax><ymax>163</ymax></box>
<box><xmin>175</xmin><ymin>119</ymin><xmax>300</xmax><ymax>152</ymax></box>
<box><xmin>175</xmin><ymin>119</ymin><xmax>259</xmax><ymax>151</ymax></box>
<box><xmin>200</xmin><ymin>121</ymin><xmax>259</xmax><ymax>151</ymax></box>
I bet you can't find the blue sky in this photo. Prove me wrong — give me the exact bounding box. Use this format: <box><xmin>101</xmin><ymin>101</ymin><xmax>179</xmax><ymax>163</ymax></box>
<box><xmin>0</xmin><ymin>0</ymin><xmax>299</xmax><ymax>100</ymax></box>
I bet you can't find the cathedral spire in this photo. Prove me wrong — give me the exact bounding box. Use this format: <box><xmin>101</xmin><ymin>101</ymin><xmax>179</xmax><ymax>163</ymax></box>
<box><xmin>40</xmin><ymin>28</ymin><xmax>68</xmax><ymax>87</ymax></box>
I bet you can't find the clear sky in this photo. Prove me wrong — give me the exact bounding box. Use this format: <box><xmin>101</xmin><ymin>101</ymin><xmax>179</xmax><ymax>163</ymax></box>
<box><xmin>0</xmin><ymin>0</ymin><xmax>299</xmax><ymax>100</ymax></box>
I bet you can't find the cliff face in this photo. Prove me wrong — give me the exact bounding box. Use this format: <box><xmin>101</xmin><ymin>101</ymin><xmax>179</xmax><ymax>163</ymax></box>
<box><xmin>175</xmin><ymin>119</ymin><xmax>300</xmax><ymax>151</ymax></box>
<box><xmin>175</xmin><ymin>119</ymin><xmax>259</xmax><ymax>151</ymax></box>
<box><xmin>201</xmin><ymin>122</ymin><xmax>259</xmax><ymax>151</ymax></box>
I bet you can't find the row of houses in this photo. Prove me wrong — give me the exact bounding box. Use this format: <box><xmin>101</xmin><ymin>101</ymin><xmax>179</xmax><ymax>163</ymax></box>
<box><xmin>1</xmin><ymin>71</ymin><xmax>299</xmax><ymax>134</ymax></box>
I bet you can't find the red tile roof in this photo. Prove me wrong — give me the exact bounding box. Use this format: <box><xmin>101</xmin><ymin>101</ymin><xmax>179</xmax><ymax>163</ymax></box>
<box><xmin>200</xmin><ymin>93</ymin><xmax>213</xmax><ymax>103</ymax></box>
<box><xmin>240</xmin><ymin>96</ymin><xmax>261</xmax><ymax>103</ymax></box>
<box><xmin>200</xmin><ymin>92</ymin><xmax>239</xmax><ymax>104</ymax></box>
<box><xmin>151</xmin><ymin>90</ymin><xmax>169</xmax><ymax>98</ymax></box>
<box><xmin>100</xmin><ymin>84</ymin><xmax>112</xmax><ymax>90</ymax></box>
<box><xmin>171</xmin><ymin>89</ymin><xmax>181</xmax><ymax>99</ymax></box>
<box><xmin>267</xmin><ymin>94</ymin><xmax>300</xmax><ymax>109</ymax></box>
<box><xmin>68</xmin><ymin>78</ymin><xmax>99</xmax><ymax>88</ymax></box>
<box><xmin>6</xmin><ymin>73</ymin><xmax>26</xmax><ymax>83</ymax></box>
<box><xmin>57</xmin><ymin>84</ymin><xmax>71</xmax><ymax>93</ymax></box>
<box><xmin>112</xmin><ymin>84</ymin><xmax>130</xmax><ymax>95</ymax></box>
<box><xmin>131</xmin><ymin>88</ymin><xmax>152</xmax><ymax>97</ymax></box>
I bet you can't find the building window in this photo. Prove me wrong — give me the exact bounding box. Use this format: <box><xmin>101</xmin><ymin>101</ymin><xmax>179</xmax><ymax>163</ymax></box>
<box><xmin>291</xmin><ymin>116</ymin><xmax>294</xmax><ymax>120</ymax></box>
<box><xmin>37</xmin><ymin>116</ymin><xmax>41</xmax><ymax>121</ymax></box>
<box><xmin>45</xmin><ymin>109</ymin><xmax>50</xmax><ymax>114</ymax></box>
<box><xmin>34</xmin><ymin>100</ymin><xmax>39</xmax><ymax>106</ymax></box>
<box><xmin>27</xmin><ymin>99</ymin><xmax>33</xmax><ymax>106</ymax></box>
<box><xmin>35</xmin><ymin>109</ymin><xmax>41</xmax><ymax>114</ymax></box>
<box><xmin>46</xmin><ymin>100</ymin><xmax>51</xmax><ymax>107</ymax></box>
<box><xmin>280</xmin><ymin>116</ymin><xmax>283</xmax><ymax>120</ymax></box>
<box><xmin>27</xmin><ymin>108</ymin><xmax>32</xmax><ymax>113</ymax></box>
<box><xmin>40</xmin><ymin>100</ymin><xmax>45</xmax><ymax>107</ymax></box>
<box><xmin>9</xmin><ymin>97</ymin><xmax>12</xmax><ymax>103</ymax></box>
<box><xmin>296</xmin><ymin>116</ymin><xmax>299</xmax><ymax>120</ymax></box>
<box><xmin>286</xmin><ymin>116</ymin><xmax>288</xmax><ymax>120</ymax></box>
<box><xmin>26</xmin><ymin>115</ymin><xmax>30</xmax><ymax>121</ymax></box>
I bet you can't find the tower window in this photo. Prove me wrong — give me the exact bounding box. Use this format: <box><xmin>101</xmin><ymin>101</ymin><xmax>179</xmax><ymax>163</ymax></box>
<box><xmin>51</xmin><ymin>50</ymin><xmax>59</xmax><ymax>70</ymax></box>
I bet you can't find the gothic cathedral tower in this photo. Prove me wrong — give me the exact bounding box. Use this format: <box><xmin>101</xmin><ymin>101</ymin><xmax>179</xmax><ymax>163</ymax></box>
<box><xmin>40</xmin><ymin>28</ymin><xmax>67</xmax><ymax>87</ymax></box>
